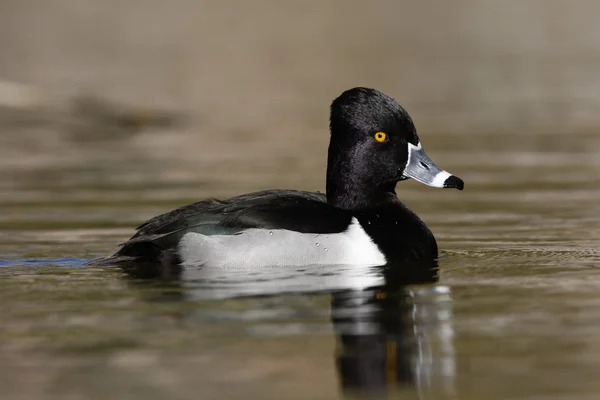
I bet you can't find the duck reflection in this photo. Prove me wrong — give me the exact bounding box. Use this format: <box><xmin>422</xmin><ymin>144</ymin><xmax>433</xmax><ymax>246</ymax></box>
<box><xmin>121</xmin><ymin>259</ymin><xmax>456</xmax><ymax>398</ymax></box>
<box><xmin>331</xmin><ymin>262</ymin><xmax>456</xmax><ymax>398</ymax></box>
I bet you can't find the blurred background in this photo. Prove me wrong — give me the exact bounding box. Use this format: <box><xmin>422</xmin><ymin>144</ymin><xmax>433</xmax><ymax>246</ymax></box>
<box><xmin>2</xmin><ymin>0</ymin><xmax>600</xmax><ymax>198</ymax></box>
<box><xmin>2</xmin><ymin>2</ymin><xmax>600</xmax><ymax>400</ymax></box>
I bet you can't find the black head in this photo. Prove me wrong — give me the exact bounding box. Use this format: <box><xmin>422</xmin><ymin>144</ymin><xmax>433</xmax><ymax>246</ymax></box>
<box><xmin>326</xmin><ymin>87</ymin><xmax>463</xmax><ymax>209</ymax></box>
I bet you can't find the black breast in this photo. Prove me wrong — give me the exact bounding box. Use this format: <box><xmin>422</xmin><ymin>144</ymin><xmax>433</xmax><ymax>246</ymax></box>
<box><xmin>353</xmin><ymin>201</ymin><xmax>438</xmax><ymax>264</ymax></box>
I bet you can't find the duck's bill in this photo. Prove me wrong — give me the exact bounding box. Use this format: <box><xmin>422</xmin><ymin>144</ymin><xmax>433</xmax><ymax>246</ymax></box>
<box><xmin>402</xmin><ymin>142</ymin><xmax>464</xmax><ymax>190</ymax></box>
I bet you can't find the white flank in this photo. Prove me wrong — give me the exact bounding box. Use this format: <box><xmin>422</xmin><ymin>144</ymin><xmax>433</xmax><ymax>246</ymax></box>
<box><xmin>177</xmin><ymin>217</ymin><xmax>386</xmax><ymax>268</ymax></box>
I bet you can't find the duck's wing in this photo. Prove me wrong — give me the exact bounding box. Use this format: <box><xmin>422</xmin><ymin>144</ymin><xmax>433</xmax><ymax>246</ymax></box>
<box><xmin>90</xmin><ymin>189</ymin><xmax>351</xmax><ymax>266</ymax></box>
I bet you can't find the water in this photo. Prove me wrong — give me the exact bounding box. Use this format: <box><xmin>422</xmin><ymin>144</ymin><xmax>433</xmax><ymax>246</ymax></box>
<box><xmin>1</xmin><ymin>126</ymin><xmax>600</xmax><ymax>400</ymax></box>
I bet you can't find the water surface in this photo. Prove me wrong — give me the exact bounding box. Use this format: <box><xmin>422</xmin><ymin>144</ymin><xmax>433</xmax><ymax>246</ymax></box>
<box><xmin>1</xmin><ymin>128</ymin><xmax>600</xmax><ymax>400</ymax></box>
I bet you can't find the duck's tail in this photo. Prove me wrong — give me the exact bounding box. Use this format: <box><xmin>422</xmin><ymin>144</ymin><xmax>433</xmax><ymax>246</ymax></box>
<box><xmin>85</xmin><ymin>254</ymin><xmax>139</xmax><ymax>266</ymax></box>
<box><xmin>86</xmin><ymin>239</ymin><xmax>181</xmax><ymax>270</ymax></box>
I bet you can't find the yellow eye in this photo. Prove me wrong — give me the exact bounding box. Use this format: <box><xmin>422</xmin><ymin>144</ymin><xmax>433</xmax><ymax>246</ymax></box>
<box><xmin>374</xmin><ymin>132</ymin><xmax>387</xmax><ymax>143</ymax></box>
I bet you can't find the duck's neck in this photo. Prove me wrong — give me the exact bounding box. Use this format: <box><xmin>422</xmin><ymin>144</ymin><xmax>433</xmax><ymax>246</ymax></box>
<box><xmin>326</xmin><ymin>158</ymin><xmax>397</xmax><ymax>210</ymax></box>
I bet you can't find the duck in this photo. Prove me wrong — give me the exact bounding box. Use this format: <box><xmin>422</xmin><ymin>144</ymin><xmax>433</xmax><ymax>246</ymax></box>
<box><xmin>91</xmin><ymin>87</ymin><xmax>463</xmax><ymax>269</ymax></box>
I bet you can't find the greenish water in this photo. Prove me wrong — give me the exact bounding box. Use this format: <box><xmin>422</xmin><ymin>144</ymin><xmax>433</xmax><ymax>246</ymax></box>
<box><xmin>1</xmin><ymin>129</ymin><xmax>600</xmax><ymax>400</ymax></box>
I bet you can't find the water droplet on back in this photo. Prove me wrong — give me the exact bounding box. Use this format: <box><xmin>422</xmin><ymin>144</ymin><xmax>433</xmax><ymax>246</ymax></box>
<box><xmin>315</xmin><ymin>243</ymin><xmax>320</xmax><ymax>247</ymax></box>
<box><xmin>269</xmin><ymin>231</ymin><xmax>273</xmax><ymax>235</ymax></box>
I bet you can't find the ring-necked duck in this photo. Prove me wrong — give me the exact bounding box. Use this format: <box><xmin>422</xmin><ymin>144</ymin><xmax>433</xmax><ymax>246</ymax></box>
<box><xmin>92</xmin><ymin>87</ymin><xmax>463</xmax><ymax>268</ymax></box>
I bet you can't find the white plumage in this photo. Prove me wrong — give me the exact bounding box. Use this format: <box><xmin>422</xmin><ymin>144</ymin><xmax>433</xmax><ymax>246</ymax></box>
<box><xmin>178</xmin><ymin>217</ymin><xmax>386</xmax><ymax>268</ymax></box>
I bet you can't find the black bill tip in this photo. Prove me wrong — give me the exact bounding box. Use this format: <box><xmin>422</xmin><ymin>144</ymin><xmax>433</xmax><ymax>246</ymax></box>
<box><xmin>443</xmin><ymin>175</ymin><xmax>464</xmax><ymax>190</ymax></box>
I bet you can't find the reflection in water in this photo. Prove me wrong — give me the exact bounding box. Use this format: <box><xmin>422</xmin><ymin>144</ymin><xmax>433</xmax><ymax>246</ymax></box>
<box><xmin>123</xmin><ymin>259</ymin><xmax>455</xmax><ymax>398</ymax></box>
<box><xmin>331</xmin><ymin>262</ymin><xmax>455</xmax><ymax>398</ymax></box>
<box><xmin>332</xmin><ymin>286</ymin><xmax>455</xmax><ymax>398</ymax></box>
